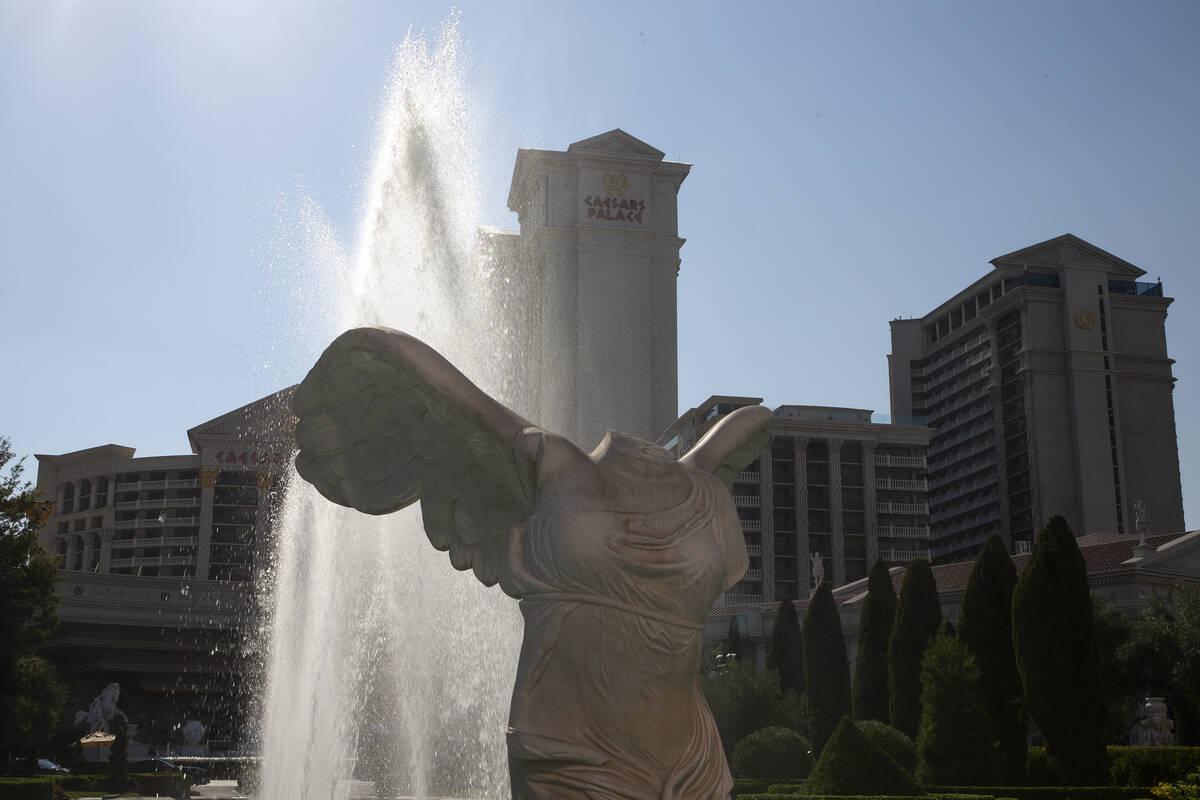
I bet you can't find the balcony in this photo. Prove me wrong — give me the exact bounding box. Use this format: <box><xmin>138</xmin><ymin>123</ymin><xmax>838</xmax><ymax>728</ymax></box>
<box><xmin>116</xmin><ymin>479</ymin><xmax>199</xmax><ymax>491</ymax></box>
<box><xmin>743</xmin><ymin>569</ymin><xmax>763</xmax><ymax>582</ymax></box>
<box><xmin>108</xmin><ymin>555</ymin><xmax>197</xmax><ymax>568</ymax></box>
<box><xmin>745</xmin><ymin>544</ymin><xmax>763</xmax><ymax>556</ymax></box>
<box><xmin>876</xmin><ymin>478</ymin><xmax>928</xmax><ymax>491</ymax></box>
<box><xmin>723</xmin><ymin>593</ymin><xmax>764</xmax><ymax>606</ymax></box>
<box><xmin>878</xmin><ymin>524</ymin><xmax>931</xmax><ymax>540</ymax></box>
<box><xmin>733</xmin><ymin>495</ymin><xmax>762</xmax><ymax>508</ymax></box>
<box><xmin>736</xmin><ymin>471</ymin><xmax>761</xmax><ymax>483</ymax></box>
<box><xmin>109</xmin><ymin>536</ymin><xmax>198</xmax><ymax>549</ymax></box>
<box><xmin>877</xmin><ymin>501</ymin><xmax>928</xmax><ymax>516</ymax></box>
<box><xmin>1108</xmin><ymin>279</ymin><xmax>1163</xmax><ymax>297</ymax></box>
<box><xmin>740</xmin><ymin>519</ymin><xmax>762</xmax><ymax>532</ymax></box>
<box><xmin>114</xmin><ymin>497</ymin><xmax>201</xmax><ymax>511</ymax></box>
<box><xmin>882</xmin><ymin>548</ymin><xmax>931</xmax><ymax>563</ymax></box>
<box><xmin>873</xmin><ymin>454</ymin><xmax>926</xmax><ymax>469</ymax></box>
<box><xmin>115</xmin><ymin>516</ymin><xmax>201</xmax><ymax>530</ymax></box>
<box><xmin>931</xmin><ymin>492</ymin><xmax>1000</xmax><ymax>524</ymax></box>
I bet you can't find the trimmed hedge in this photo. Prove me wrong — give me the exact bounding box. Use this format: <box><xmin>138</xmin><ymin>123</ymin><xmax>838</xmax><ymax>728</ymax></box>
<box><xmin>928</xmin><ymin>787</ymin><xmax>1154</xmax><ymax>800</ymax></box>
<box><xmin>0</xmin><ymin>778</ymin><xmax>54</xmax><ymax>799</ymax></box>
<box><xmin>738</xmin><ymin>795</ymin><xmax>992</xmax><ymax>800</ymax></box>
<box><xmin>733</xmin><ymin>779</ymin><xmax>773</xmax><ymax>798</ymax></box>
<box><xmin>733</xmin><ymin>727</ymin><xmax>815</xmax><ymax>781</ymax></box>
<box><xmin>805</xmin><ymin>718</ymin><xmax>922</xmax><ymax>796</ymax></box>
<box><xmin>133</xmin><ymin>772</ymin><xmax>192</xmax><ymax>796</ymax></box>
<box><xmin>1108</xmin><ymin>748</ymin><xmax>1200</xmax><ymax>787</ymax></box>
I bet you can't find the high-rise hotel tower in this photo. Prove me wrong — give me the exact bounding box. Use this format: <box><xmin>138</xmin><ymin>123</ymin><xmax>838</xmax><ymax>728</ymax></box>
<box><xmin>889</xmin><ymin>234</ymin><xmax>1184</xmax><ymax>563</ymax></box>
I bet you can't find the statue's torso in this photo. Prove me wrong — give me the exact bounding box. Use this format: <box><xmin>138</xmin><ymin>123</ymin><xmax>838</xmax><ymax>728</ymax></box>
<box><xmin>506</xmin><ymin>433</ymin><xmax>745</xmax><ymax>799</ymax></box>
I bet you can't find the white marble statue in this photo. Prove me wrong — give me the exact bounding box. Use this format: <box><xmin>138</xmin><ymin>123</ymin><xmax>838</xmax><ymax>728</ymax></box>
<box><xmin>74</xmin><ymin>682</ymin><xmax>128</xmax><ymax>733</ymax></box>
<box><xmin>294</xmin><ymin>327</ymin><xmax>771</xmax><ymax>800</ymax></box>
<box><xmin>1135</xmin><ymin>498</ymin><xmax>1151</xmax><ymax>545</ymax></box>
<box><xmin>810</xmin><ymin>550</ymin><xmax>824</xmax><ymax>589</ymax></box>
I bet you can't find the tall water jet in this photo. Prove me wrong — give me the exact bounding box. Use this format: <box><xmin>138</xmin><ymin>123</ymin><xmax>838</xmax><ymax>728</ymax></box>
<box><xmin>257</xmin><ymin>18</ymin><xmax>523</xmax><ymax>799</ymax></box>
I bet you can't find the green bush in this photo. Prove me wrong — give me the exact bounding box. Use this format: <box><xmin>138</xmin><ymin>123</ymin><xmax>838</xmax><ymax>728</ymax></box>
<box><xmin>0</xmin><ymin>778</ymin><xmax>54</xmax><ymax>800</ymax></box>
<box><xmin>732</xmin><ymin>778</ymin><xmax>772</xmax><ymax>798</ymax></box>
<box><xmin>857</xmin><ymin>720</ymin><xmax>918</xmax><ymax>773</ymax></box>
<box><xmin>733</xmin><ymin>727</ymin><xmax>815</xmax><ymax>781</ymax></box>
<box><xmin>57</xmin><ymin>774</ymin><xmax>103</xmax><ymax>791</ymax></box>
<box><xmin>804</xmin><ymin>717</ymin><xmax>921</xmax><ymax>796</ymax></box>
<box><xmin>1110</xmin><ymin>748</ymin><xmax>1200</xmax><ymax>787</ymax></box>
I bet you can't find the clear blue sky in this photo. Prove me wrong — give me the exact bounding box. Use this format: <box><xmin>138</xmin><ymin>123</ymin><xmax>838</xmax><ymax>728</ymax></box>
<box><xmin>3</xmin><ymin>1</ymin><xmax>1198</xmax><ymax>530</ymax></box>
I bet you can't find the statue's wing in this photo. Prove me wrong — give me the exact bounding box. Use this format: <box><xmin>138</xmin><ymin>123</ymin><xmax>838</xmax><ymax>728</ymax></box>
<box><xmin>292</xmin><ymin>326</ymin><xmax>537</xmax><ymax>594</ymax></box>
<box><xmin>681</xmin><ymin>405</ymin><xmax>773</xmax><ymax>487</ymax></box>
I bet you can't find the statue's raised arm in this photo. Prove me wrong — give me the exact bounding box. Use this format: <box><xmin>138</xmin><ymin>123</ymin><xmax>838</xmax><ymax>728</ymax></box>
<box><xmin>292</xmin><ymin>326</ymin><xmax>556</xmax><ymax>595</ymax></box>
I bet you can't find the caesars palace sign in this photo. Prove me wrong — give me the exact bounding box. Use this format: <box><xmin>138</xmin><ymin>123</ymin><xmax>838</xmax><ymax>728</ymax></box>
<box><xmin>583</xmin><ymin>173</ymin><xmax>646</xmax><ymax>225</ymax></box>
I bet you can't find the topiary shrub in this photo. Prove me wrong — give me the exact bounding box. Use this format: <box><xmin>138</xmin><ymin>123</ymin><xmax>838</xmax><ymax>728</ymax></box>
<box><xmin>856</xmin><ymin>718</ymin><xmax>918</xmax><ymax>773</ymax></box>
<box><xmin>732</xmin><ymin>726</ymin><xmax>815</xmax><ymax>781</ymax></box>
<box><xmin>803</xmin><ymin>716</ymin><xmax>921</xmax><ymax>796</ymax></box>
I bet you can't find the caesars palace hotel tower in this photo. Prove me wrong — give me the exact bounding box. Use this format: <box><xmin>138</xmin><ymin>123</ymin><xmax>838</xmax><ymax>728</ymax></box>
<box><xmin>489</xmin><ymin>129</ymin><xmax>691</xmax><ymax>449</ymax></box>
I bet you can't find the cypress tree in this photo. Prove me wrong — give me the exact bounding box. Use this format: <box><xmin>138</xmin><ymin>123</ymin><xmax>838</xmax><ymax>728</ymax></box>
<box><xmin>768</xmin><ymin>595</ymin><xmax>805</xmax><ymax>694</ymax></box>
<box><xmin>1012</xmin><ymin>515</ymin><xmax>1108</xmax><ymax>785</ymax></box>
<box><xmin>887</xmin><ymin>558</ymin><xmax>942</xmax><ymax>738</ymax></box>
<box><xmin>854</xmin><ymin>559</ymin><xmax>898</xmax><ymax>722</ymax></box>
<box><xmin>959</xmin><ymin>533</ymin><xmax>1025</xmax><ymax>782</ymax></box>
<box><xmin>107</xmin><ymin>716</ymin><xmax>128</xmax><ymax>792</ymax></box>
<box><xmin>727</xmin><ymin>616</ymin><xmax>745</xmax><ymax>665</ymax></box>
<box><xmin>804</xmin><ymin>582</ymin><xmax>852</xmax><ymax>755</ymax></box>
<box><xmin>915</xmin><ymin>630</ymin><xmax>995</xmax><ymax>785</ymax></box>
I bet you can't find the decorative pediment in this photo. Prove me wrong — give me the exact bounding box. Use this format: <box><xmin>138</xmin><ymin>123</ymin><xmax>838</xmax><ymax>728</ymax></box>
<box><xmin>567</xmin><ymin>129</ymin><xmax>665</xmax><ymax>160</ymax></box>
<box><xmin>186</xmin><ymin>386</ymin><xmax>297</xmax><ymax>453</ymax></box>
<box><xmin>1126</xmin><ymin>529</ymin><xmax>1200</xmax><ymax>579</ymax></box>
<box><xmin>989</xmin><ymin>233</ymin><xmax>1147</xmax><ymax>278</ymax></box>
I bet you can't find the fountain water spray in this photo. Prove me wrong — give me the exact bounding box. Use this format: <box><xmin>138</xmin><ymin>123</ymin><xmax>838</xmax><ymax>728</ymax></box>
<box><xmin>257</xmin><ymin>17</ymin><xmax>528</xmax><ymax>799</ymax></box>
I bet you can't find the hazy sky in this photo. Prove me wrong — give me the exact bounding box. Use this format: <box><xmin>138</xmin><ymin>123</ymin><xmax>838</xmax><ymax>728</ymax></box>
<box><xmin>3</xmin><ymin>1</ymin><xmax>1198</xmax><ymax>529</ymax></box>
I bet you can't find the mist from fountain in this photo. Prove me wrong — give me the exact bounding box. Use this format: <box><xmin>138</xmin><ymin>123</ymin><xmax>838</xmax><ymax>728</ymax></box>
<box><xmin>256</xmin><ymin>17</ymin><xmax>538</xmax><ymax>799</ymax></box>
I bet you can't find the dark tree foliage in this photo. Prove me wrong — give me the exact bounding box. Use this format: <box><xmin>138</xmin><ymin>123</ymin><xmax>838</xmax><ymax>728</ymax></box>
<box><xmin>699</xmin><ymin>659</ymin><xmax>806</xmax><ymax>758</ymax></box>
<box><xmin>915</xmin><ymin>630</ymin><xmax>995</xmax><ymax>785</ymax></box>
<box><xmin>1092</xmin><ymin>594</ymin><xmax>1142</xmax><ymax>744</ymax></box>
<box><xmin>804</xmin><ymin>582</ymin><xmax>852</xmax><ymax>755</ymax></box>
<box><xmin>730</xmin><ymin>726</ymin><xmax>814</xmax><ymax>781</ymax></box>
<box><xmin>1012</xmin><ymin>515</ymin><xmax>1108</xmax><ymax>784</ymax></box>
<box><xmin>804</xmin><ymin>716</ymin><xmax>922</xmax><ymax>796</ymax></box>
<box><xmin>0</xmin><ymin>437</ymin><xmax>64</xmax><ymax>762</ymax></box>
<box><xmin>958</xmin><ymin>533</ymin><xmax>1026</xmax><ymax>780</ymax></box>
<box><xmin>727</xmin><ymin>616</ymin><xmax>747</xmax><ymax>664</ymax></box>
<box><xmin>855</xmin><ymin>719</ymin><xmax>917</xmax><ymax>774</ymax></box>
<box><xmin>1122</xmin><ymin>582</ymin><xmax>1200</xmax><ymax>744</ymax></box>
<box><xmin>107</xmin><ymin>717</ymin><xmax>128</xmax><ymax>791</ymax></box>
<box><xmin>853</xmin><ymin>559</ymin><xmax>897</xmax><ymax>723</ymax></box>
<box><xmin>887</xmin><ymin>558</ymin><xmax>942</xmax><ymax>738</ymax></box>
<box><xmin>768</xmin><ymin>595</ymin><xmax>805</xmax><ymax>694</ymax></box>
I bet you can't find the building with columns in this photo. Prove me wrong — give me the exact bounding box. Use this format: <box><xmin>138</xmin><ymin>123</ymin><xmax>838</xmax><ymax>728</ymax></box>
<box><xmin>491</xmin><ymin>129</ymin><xmax>691</xmax><ymax>448</ymax></box>
<box><xmin>33</xmin><ymin>389</ymin><xmax>293</xmax><ymax>753</ymax></box>
<box><xmin>889</xmin><ymin>234</ymin><xmax>1185</xmax><ymax>564</ymax></box>
<box><xmin>657</xmin><ymin>396</ymin><xmax>931</xmax><ymax>605</ymax></box>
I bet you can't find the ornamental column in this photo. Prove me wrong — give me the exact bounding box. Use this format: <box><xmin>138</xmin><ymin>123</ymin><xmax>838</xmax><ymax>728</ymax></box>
<box><xmin>197</xmin><ymin>469</ymin><xmax>218</xmax><ymax>581</ymax></box>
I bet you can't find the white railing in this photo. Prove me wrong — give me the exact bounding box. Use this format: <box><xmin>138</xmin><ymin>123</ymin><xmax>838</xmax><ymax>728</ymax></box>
<box><xmin>114</xmin><ymin>497</ymin><xmax>201</xmax><ymax>511</ymax></box>
<box><xmin>877</xmin><ymin>501</ymin><xmax>928</xmax><ymax>515</ymax></box>
<box><xmin>876</xmin><ymin>478</ymin><xmax>928</xmax><ymax>491</ymax></box>
<box><xmin>733</xmin><ymin>495</ymin><xmax>761</xmax><ymax>508</ymax></box>
<box><xmin>114</xmin><ymin>516</ymin><xmax>201</xmax><ymax>530</ymax></box>
<box><xmin>873</xmin><ymin>454</ymin><xmax>926</xmax><ymax>468</ymax></box>
<box><xmin>740</xmin><ymin>519</ymin><xmax>762</xmax><ymax>532</ymax></box>
<box><xmin>109</xmin><ymin>536</ymin><xmax>198</xmax><ymax>549</ymax></box>
<box><xmin>878</xmin><ymin>524</ymin><xmax>931</xmax><ymax>540</ymax></box>
<box><xmin>109</xmin><ymin>555</ymin><xmax>197</xmax><ymax>568</ymax></box>
<box><xmin>743</xmin><ymin>569</ymin><xmax>763</xmax><ymax>581</ymax></box>
<box><xmin>883</xmin><ymin>548</ymin><xmax>931</xmax><ymax>562</ymax></box>
<box><xmin>724</xmin><ymin>593</ymin><xmax>763</xmax><ymax>605</ymax></box>
<box><xmin>736</xmin><ymin>471</ymin><xmax>761</xmax><ymax>483</ymax></box>
<box><xmin>745</xmin><ymin>544</ymin><xmax>763</xmax><ymax>556</ymax></box>
<box><xmin>116</xmin><ymin>478</ymin><xmax>199</xmax><ymax>492</ymax></box>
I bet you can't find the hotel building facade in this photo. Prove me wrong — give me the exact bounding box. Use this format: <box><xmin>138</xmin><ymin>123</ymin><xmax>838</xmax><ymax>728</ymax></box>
<box><xmin>657</xmin><ymin>396</ymin><xmax>932</xmax><ymax>605</ymax></box>
<box><xmin>890</xmin><ymin>234</ymin><xmax>1185</xmax><ymax>563</ymax></box>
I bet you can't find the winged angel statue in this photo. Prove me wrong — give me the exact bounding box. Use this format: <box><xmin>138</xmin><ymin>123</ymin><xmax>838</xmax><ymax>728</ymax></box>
<box><xmin>294</xmin><ymin>327</ymin><xmax>771</xmax><ymax>800</ymax></box>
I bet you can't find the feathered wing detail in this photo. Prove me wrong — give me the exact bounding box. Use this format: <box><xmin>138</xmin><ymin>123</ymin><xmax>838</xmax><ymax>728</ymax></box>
<box><xmin>292</xmin><ymin>326</ymin><xmax>540</xmax><ymax>597</ymax></box>
<box><xmin>681</xmin><ymin>405</ymin><xmax>773</xmax><ymax>487</ymax></box>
